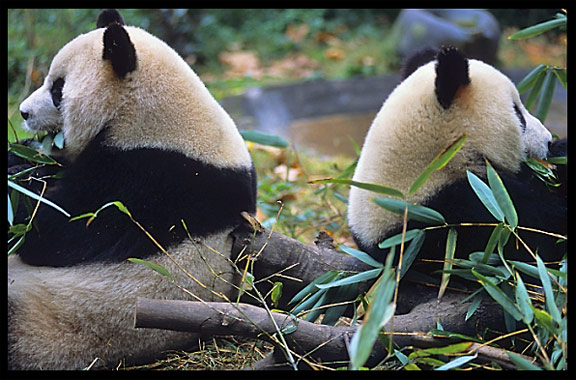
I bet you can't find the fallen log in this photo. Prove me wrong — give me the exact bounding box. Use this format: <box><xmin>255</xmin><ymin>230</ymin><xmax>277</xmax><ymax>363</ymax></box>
<box><xmin>231</xmin><ymin>223</ymin><xmax>375</xmax><ymax>305</ymax></box>
<box><xmin>134</xmin><ymin>291</ymin><xmax>525</xmax><ymax>369</ymax></box>
<box><xmin>232</xmin><ymin>221</ymin><xmax>374</xmax><ymax>309</ymax></box>
<box><xmin>134</xmin><ymin>220</ymin><xmax>535</xmax><ymax>369</ymax></box>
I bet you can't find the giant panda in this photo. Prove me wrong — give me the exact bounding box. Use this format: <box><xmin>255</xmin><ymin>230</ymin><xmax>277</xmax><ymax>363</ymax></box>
<box><xmin>8</xmin><ymin>9</ymin><xmax>256</xmax><ymax>370</ymax></box>
<box><xmin>348</xmin><ymin>46</ymin><xmax>566</xmax><ymax>267</ymax></box>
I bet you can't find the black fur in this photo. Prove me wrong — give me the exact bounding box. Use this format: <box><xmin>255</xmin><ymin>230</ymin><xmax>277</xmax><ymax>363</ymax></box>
<box><xmin>103</xmin><ymin>23</ymin><xmax>137</xmax><ymax>78</ymax></box>
<box><xmin>354</xmin><ymin>139</ymin><xmax>567</xmax><ymax>266</ymax></box>
<box><xmin>97</xmin><ymin>9</ymin><xmax>125</xmax><ymax>28</ymax></box>
<box><xmin>8</xmin><ymin>141</ymin><xmax>69</xmax><ymax>221</ymax></box>
<box><xmin>435</xmin><ymin>46</ymin><xmax>470</xmax><ymax>109</ymax></box>
<box><xmin>14</xmin><ymin>130</ymin><xmax>257</xmax><ymax>267</ymax></box>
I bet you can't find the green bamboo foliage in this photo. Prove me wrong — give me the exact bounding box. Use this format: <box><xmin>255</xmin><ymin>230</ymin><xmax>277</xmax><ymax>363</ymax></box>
<box><xmin>511</xmin><ymin>12</ymin><xmax>566</xmax><ymax>123</ymax></box>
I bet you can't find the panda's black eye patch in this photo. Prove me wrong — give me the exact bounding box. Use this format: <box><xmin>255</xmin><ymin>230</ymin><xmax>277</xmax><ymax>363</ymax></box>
<box><xmin>514</xmin><ymin>104</ymin><xmax>526</xmax><ymax>132</ymax></box>
<box><xmin>50</xmin><ymin>78</ymin><xmax>65</xmax><ymax>108</ymax></box>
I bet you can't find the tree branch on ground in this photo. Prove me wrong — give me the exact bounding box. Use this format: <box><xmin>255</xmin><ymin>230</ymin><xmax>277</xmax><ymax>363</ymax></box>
<box><xmin>135</xmin><ymin>293</ymin><xmax>529</xmax><ymax>370</ymax></box>
<box><xmin>133</xmin><ymin>219</ymin><xmax>539</xmax><ymax>369</ymax></box>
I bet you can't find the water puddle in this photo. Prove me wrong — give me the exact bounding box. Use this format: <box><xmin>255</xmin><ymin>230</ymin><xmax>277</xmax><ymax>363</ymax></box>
<box><xmin>222</xmin><ymin>72</ymin><xmax>566</xmax><ymax>158</ymax></box>
<box><xmin>288</xmin><ymin>112</ymin><xmax>376</xmax><ymax>157</ymax></box>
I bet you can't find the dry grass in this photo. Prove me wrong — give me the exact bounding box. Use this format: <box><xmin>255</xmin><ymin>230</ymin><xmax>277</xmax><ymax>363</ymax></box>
<box><xmin>122</xmin><ymin>336</ymin><xmax>274</xmax><ymax>370</ymax></box>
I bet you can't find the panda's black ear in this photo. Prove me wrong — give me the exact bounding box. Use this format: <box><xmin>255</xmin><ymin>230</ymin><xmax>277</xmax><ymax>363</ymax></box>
<box><xmin>97</xmin><ymin>9</ymin><xmax>125</xmax><ymax>28</ymax></box>
<box><xmin>103</xmin><ymin>23</ymin><xmax>137</xmax><ymax>79</ymax></box>
<box><xmin>435</xmin><ymin>46</ymin><xmax>470</xmax><ymax>109</ymax></box>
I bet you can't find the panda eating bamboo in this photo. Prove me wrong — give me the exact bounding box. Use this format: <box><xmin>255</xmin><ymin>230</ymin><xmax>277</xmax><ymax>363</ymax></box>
<box><xmin>9</xmin><ymin>9</ymin><xmax>257</xmax><ymax>369</ymax></box>
<box><xmin>348</xmin><ymin>46</ymin><xmax>566</xmax><ymax>267</ymax></box>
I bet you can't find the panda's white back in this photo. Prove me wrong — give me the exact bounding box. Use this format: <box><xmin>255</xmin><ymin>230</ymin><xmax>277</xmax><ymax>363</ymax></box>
<box><xmin>348</xmin><ymin>47</ymin><xmax>564</xmax><ymax>264</ymax></box>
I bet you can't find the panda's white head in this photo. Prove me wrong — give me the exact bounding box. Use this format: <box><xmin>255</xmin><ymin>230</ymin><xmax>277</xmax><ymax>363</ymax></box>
<box><xmin>19</xmin><ymin>10</ymin><xmax>251</xmax><ymax>168</ymax></box>
<box><xmin>348</xmin><ymin>47</ymin><xmax>553</xmax><ymax>250</ymax></box>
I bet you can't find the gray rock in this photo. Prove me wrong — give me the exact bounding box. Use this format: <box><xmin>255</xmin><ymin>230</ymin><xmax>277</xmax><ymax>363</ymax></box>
<box><xmin>393</xmin><ymin>9</ymin><xmax>500</xmax><ymax>64</ymax></box>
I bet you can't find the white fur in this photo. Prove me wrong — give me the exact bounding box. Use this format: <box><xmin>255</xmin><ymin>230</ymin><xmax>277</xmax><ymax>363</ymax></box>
<box><xmin>12</xmin><ymin>21</ymin><xmax>254</xmax><ymax>369</ymax></box>
<box><xmin>8</xmin><ymin>231</ymin><xmax>241</xmax><ymax>369</ymax></box>
<box><xmin>348</xmin><ymin>59</ymin><xmax>552</xmax><ymax>249</ymax></box>
<box><xmin>20</xmin><ymin>26</ymin><xmax>251</xmax><ymax>169</ymax></box>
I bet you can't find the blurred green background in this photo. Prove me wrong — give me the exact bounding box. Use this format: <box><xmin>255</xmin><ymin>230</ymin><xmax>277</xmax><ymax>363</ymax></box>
<box><xmin>7</xmin><ymin>9</ymin><xmax>565</xmax><ymax>140</ymax></box>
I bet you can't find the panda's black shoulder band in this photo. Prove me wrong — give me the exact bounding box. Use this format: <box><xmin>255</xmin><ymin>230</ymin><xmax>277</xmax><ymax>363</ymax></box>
<box><xmin>16</xmin><ymin>131</ymin><xmax>257</xmax><ymax>267</ymax></box>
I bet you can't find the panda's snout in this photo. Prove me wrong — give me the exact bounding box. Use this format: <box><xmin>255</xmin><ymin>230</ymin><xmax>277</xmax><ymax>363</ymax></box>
<box><xmin>18</xmin><ymin>90</ymin><xmax>64</xmax><ymax>133</ymax></box>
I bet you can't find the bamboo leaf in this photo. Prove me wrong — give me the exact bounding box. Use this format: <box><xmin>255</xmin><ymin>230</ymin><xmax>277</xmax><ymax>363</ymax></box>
<box><xmin>435</xmin><ymin>354</ymin><xmax>477</xmax><ymax>370</ymax></box>
<box><xmin>321</xmin><ymin>284</ymin><xmax>358</xmax><ymax>326</ymax></box>
<box><xmin>8</xmin><ymin>180</ymin><xmax>70</xmax><ymax>217</ymax></box>
<box><xmin>239</xmin><ymin>129</ymin><xmax>289</xmax><ymax>148</ymax></box>
<box><xmin>466</xmin><ymin>170</ymin><xmax>504</xmax><ymax>222</ymax></box>
<box><xmin>313</xmin><ymin>178</ymin><xmax>404</xmax><ymax>199</ymax></box>
<box><xmin>349</xmin><ymin>254</ymin><xmax>396</xmax><ymax>369</ymax></box>
<box><xmin>507</xmin><ymin>352</ymin><xmax>542</xmax><ymax>370</ymax></box>
<box><xmin>69</xmin><ymin>201</ymin><xmax>132</xmax><ymax>225</ymax></box>
<box><xmin>472</xmin><ymin>269</ymin><xmax>523</xmax><ymax>321</ymax></box>
<box><xmin>398</xmin><ymin>230</ymin><xmax>426</xmax><ymax>280</ymax></box>
<box><xmin>438</xmin><ymin>228</ymin><xmax>457</xmax><ymax>300</ymax></box>
<box><xmin>535</xmin><ymin>70</ymin><xmax>557</xmax><ymax>122</ymax></box>
<box><xmin>373</xmin><ymin>198</ymin><xmax>446</xmax><ymax>225</ymax></box>
<box><xmin>8</xmin><ymin>143</ymin><xmax>59</xmax><ymax>165</ymax></box>
<box><xmin>482</xmin><ymin>222</ymin><xmax>505</xmax><ymax>263</ymax></box>
<box><xmin>8</xmin><ymin>234</ymin><xmax>26</xmax><ymax>256</ymax></box>
<box><xmin>302</xmin><ymin>290</ymin><xmax>329</xmax><ymax>322</ymax></box>
<box><xmin>240</xmin><ymin>272</ymin><xmax>254</xmax><ymax>292</ymax></box>
<box><xmin>524</xmin><ymin>157</ymin><xmax>560</xmax><ymax>187</ymax></box>
<box><xmin>532</xmin><ymin>307</ymin><xmax>558</xmax><ymax>334</ymax></box>
<box><xmin>8</xmin><ymin>223</ymin><xmax>30</xmax><ymax>236</ymax></box>
<box><xmin>552</xmin><ymin>68</ymin><xmax>567</xmax><ymax>89</ymax></box>
<box><xmin>289</xmin><ymin>270</ymin><xmax>340</xmax><ymax>305</ymax></box>
<box><xmin>516</xmin><ymin>64</ymin><xmax>547</xmax><ymax>93</ymax></box>
<box><xmin>524</xmin><ymin>69</ymin><xmax>547</xmax><ymax>110</ymax></box>
<box><xmin>508</xmin><ymin>16</ymin><xmax>566</xmax><ymax>40</ymax></box>
<box><xmin>545</xmin><ymin>156</ymin><xmax>567</xmax><ymax>165</ymax></box>
<box><xmin>127</xmin><ymin>258</ymin><xmax>173</xmax><ymax>278</ymax></box>
<box><xmin>339</xmin><ymin>244</ymin><xmax>384</xmax><ymax>268</ymax></box>
<box><xmin>379</xmin><ymin>229</ymin><xmax>423</xmax><ymax>249</ymax></box>
<box><xmin>8</xmin><ymin>194</ymin><xmax>14</xmax><ymax>226</ymax></box>
<box><xmin>271</xmin><ymin>282</ymin><xmax>283</xmax><ymax>308</ymax></box>
<box><xmin>536</xmin><ymin>255</ymin><xmax>561</xmax><ymax>322</ymax></box>
<box><xmin>409</xmin><ymin>135</ymin><xmax>467</xmax><ymax>194</ymax></box>
<box><xmin>395</xmin><ymin>349</ymin><xmax>421</xmax><ymax>370</ymax></box>
<box><xmin>292</xmin><ymin>287</ymin><xmax>328</xmax><ymax>317</ymax></box>
<box><xmin>514</xmin><ymin>272</ymin><xmax>534</xmax><ymax>325</ymax></box>
<box><xmin>316</xmin><ymin>268</ymin><xmax>382</xmax><ymax>289</ymax></box>
<box><xmin>111</xmin><ymin>201</ymin><xmax>132</xmax><ymax>218</ymax></box>
<box><xmin>365</xmin><ymin>253</ymin><xmax>397</xmax><ymax>328</ymax></box>
<box><xmin>510</xmin><ymin>260</ymin><xmax>566</xmax><ymax>280</ymax></box>
<box><xmin>465</xmin><ymin>293</ymin><xmax>484</xmax><ymax>321</ymax></box>
<box><xmin>486</xmin><ymin>161</ymin><xmax>517</xmax><ymax>229</ymax></box>
<box><xmin>411</xmin><ymin>342</ymin><xmax>472</xmax><ymax>357</ymax></box>
<box><xmin>53</xmin><ymin>131</ymin><xmax>65</xmax><ymax>149</ymax></box>
<box><xmin>427</xmin><ymin>329</ymin><xmax>482</xmax><ymax>343</ymax></box>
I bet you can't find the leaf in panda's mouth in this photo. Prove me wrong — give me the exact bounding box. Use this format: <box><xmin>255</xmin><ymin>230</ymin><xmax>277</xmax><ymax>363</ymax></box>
<box><xmin>37</xmin><ymin>131</ymin><xmax>65</xmax><ymax>155</ymax></box>
<box><xmin>524</xmin><ymin>157</ymin><xmax>561</xmax><ymax>187</ymax></box>
<box><xmin>53</xmin><ymin>131</ymin><xmax>65</xmax><ymax>149</ymax></box>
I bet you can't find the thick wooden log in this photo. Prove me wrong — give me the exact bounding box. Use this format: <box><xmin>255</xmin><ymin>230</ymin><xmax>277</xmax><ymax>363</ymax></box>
<box><xmin>134</xmin><ymin>291</ymin><xmax>522</xmax><ymax>369</ymax></box>
<box><xmin>231</xmin><ymin>224</ymin><xmax>374</xmax><ymax>305</ymax></box>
